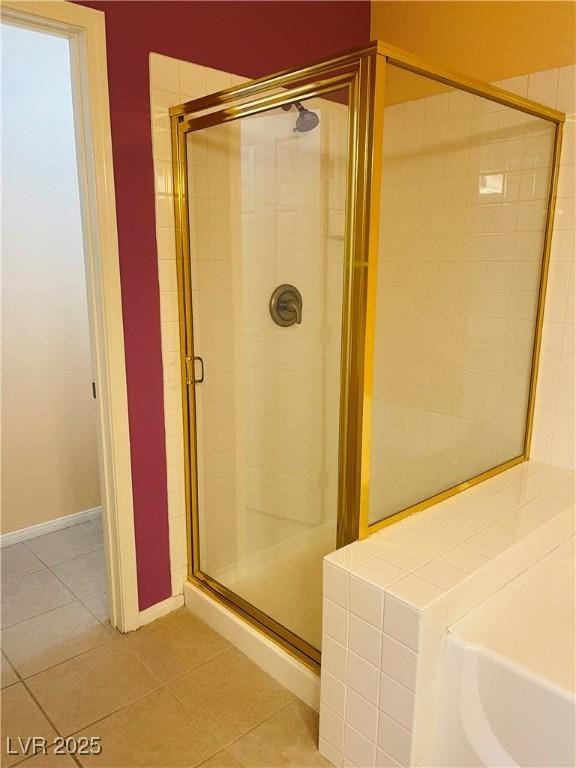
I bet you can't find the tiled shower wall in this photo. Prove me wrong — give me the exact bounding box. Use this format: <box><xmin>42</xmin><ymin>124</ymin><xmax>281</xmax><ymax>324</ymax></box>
<box><xmin>150</xmin><ymin>54</ymin><xmax>348</xmax><ymax>593</ymax></box>
<box><xmin>370</xmin><ymin>65</ymin><xmax>576</xmax><ymax>525</ymax></box>
<box><xmin>188</xmin><ymin>102</ymin><xmax>347</xmax><ymax>579</ymax></box>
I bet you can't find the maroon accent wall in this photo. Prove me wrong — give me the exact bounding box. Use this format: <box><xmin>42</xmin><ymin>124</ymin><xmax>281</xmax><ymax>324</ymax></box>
<box><xmin>74</xmin><ymin>1</ymin><xmax>370</xmax><ymax>610</ymax></box>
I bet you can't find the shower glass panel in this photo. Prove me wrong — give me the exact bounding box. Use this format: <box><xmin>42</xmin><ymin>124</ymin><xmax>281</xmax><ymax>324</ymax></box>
<box><xmin>368</xmin><ymin>64</ymin><xmax>557</xmax><ymax>525</ymax></box>
<box><xmin>186</xmin><ymin>92</ymin><xmax>349</xmax><ymax>654</ymax></box>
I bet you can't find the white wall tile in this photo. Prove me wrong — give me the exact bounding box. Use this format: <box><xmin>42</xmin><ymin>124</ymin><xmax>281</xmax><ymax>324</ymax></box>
<box><xmin>376</xmin><ymin>748</ymin><xmax>402</xmax><ymax>767</ymax></box>
<box><xmin>320</xmin><ymin>737</ymin><xmax>343</xmax><ymax>768</ymax></box>
<box><xmin>377</xmin><ymin>712</ymin><xmax>412</xmax><ymax>767</ymax></box>
<box><xmin>179</xmin><ymin>62</ymin><xmax>207</xmax><ymax>99</ymax></box>
<box><xmin>346</xmin><ymin>688</ymin><xmax>379</xmax><ymax>742</ymax></box>
<box><xmin>383</xmin><ymin>596</ymin><xmax>420</xmax><ymax>651</ymax></box>
<box><xmin>386</xmin><ymin>576</ymin><xmax>444</xmax><ymax>609</ymax></box>
<box><xmin>349</xmin><ymin>614</ymin><xmax>382</xmax><ymax>667</ymax></box>
<box><xmin>322</xmin><ymin>670</ymin><xmax>347</xmax><ymax>719</ymax></box>
<box><xmin>324</xmin><ymin>561</ymin><xmax>350</xmax><ymax>609</ymax></box>
<box><xmin>352</xmin><ymin>559</ymin><xmax>407</xmax><ymax>591</ymax></box>
<box><xmin>350</xmin><ymin>574</ymin><xmax>385</xmax><ymax>628</ymax></box>
<box><xmin>323</xmin><ymin>635</ymin><xmax>348</xmax><ymax>683</ymax></box>
<box><xmin>556</xmin><ymin>64</ymin><xmax>576</xmax><ymax>113</ymax></box>
<box><xmin>527</xmin><ymin>68</ymin><xmax>559</xmax><ymax>104</ymax></box>
<box><xmin>149</xmin><ymin>53</ymin><xmax>180</xmax><ymax>91</ymax></box>
<box><xmin>320</xmin><ymin>706</ymin><xmax>345</xmax><ymax>753</ymax></box>
<box><xmin>381</xmin><ymin>633</ymin><xmax>418</xmax><ymax>691</ymax></box>
<box><xmin>344</xmin><ymin>723</ymin><xmax>377</xmax><ymax>768</ymax></box>
<box><xmin>346</xmin><ymin>651</ymin><xmax>380</xmax><ymax>705</ymax></box>
<box><xmin>324</xmin><ymin>598</ymin><xmax>349</xmax><ymax>646</ymax></box>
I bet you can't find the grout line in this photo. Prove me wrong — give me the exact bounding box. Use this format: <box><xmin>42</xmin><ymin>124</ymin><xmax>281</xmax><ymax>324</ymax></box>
<box><xmin>0</xmin><ymin>592</ymin><xmax>78</xmax><ymax>634</ymax></box>
<box><xmin>189</xmin><ymin>698</ymin><xmax>298</xmax><ymax>768</ymax></box>
<box><xmin>77</xmin><ymin>592</ymin><xmax>110</xmax><ymax>627</ymax></box>
<box><xmin>65</xmin><ymin>682</ymin><xmax>166</xmax><ymax>738</ymax></box>
<box><xmin>4</xmin><ymin>634</ymin><xmax>117</xmax><ymax>685</ymax></box>
<box><xmin>19</xmin><ymin>520</ymin><xmax>102</xmax><ymax>562</ymax></box>
<box><xmin>39</xmin><ymin>544</ymin><xmax>106</xmax><ymax>573</ymax></box>
<box><xmin>44</xmin><ymin>549</ymin><xmax>107</xmax><ymax>607</ymax></box>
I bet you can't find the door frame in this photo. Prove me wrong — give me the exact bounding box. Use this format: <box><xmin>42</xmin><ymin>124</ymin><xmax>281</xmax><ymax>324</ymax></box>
<box><xmin>1</xmin><ymin>0</ymin><xmax>140</xmax><ymax>631</ymax></box>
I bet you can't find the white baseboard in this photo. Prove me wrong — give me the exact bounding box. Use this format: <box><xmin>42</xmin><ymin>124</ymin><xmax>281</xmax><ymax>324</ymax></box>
<box><xmin>184</xmin><ymin>581</ymin><xmax>320</xmax><ymax>711</ymax></box>
<box><xmin>138</xmin><ymin>594</ymin><xmax>184</xmax><ymax>627</ymax></box>
<box><xmin>0</xmin><ymin>506</ymin><xmax>103</xmax><ymax>548</ymax></box>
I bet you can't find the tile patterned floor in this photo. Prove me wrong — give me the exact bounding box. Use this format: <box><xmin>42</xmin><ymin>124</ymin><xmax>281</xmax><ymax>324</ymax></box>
<box><xmin>1</xmin><ymin>521</ymin><xmax>327</xmax><ymax>768</ymax></box>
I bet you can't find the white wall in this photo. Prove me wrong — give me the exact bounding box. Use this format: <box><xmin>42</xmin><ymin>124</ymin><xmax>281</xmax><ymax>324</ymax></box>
<box><xmin>1</xmin><ymin>24</ymin><xmax>100</xmax><ymax>534</ymax></box>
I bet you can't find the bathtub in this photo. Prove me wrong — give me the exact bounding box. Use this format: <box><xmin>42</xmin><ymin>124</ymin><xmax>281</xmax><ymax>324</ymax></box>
<box><xmin>432</xmin><ymin>539</ymin><xmax>575</xmax><ymax>768</ymax></box>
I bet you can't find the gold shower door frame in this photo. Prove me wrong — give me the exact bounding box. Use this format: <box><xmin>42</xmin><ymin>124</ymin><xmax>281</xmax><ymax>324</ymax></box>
<box><xmin>170</xmin><ymin>42</ymin><xmax>564</xmax><ymax>668</ymax></box>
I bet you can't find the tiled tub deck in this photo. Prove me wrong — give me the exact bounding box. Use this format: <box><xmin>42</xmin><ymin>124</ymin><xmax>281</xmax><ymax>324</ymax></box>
<box><xmin>318</xmin><ymin>460</ymin><xmax>575</xmax><ymax>768</ymax></box>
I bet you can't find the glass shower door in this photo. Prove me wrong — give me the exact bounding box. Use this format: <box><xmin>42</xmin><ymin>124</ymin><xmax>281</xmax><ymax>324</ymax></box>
<box><xmin>184</xmin><ymin>91</ymin><xmax>350</xmax><ymax>657</ymax></box>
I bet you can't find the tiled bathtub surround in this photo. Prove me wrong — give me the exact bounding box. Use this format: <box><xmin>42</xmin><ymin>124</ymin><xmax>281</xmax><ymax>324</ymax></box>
<box><xmin>318</xmin><ymin>460</ymin><xmax>575</xmax><ymax>767</ymax></box>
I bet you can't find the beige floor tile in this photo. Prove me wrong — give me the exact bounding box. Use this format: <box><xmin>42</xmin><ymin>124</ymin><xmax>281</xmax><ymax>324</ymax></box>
<box><xmin>228</xmin><ymin>701</ymin><xmax>329</xmax><ymax>767</ymax></box>
<box><xmin>120</xmin><ymin>608</ymin><xmax>230</xmax><ymax>682</ymax></box>
<box><xmin>26</xmin><ymin>524</ymin><xmax>103</xmax><ymax>567</ymax></box>
<box><xmin>2</xmin><ymin>602</ymin><xmax>113</xmax><ymax>678</ymax></box>
<box><xmin>51</xmin><ymin>552</ymin><xmax>106</xmax><ymax>599</ymax></box>
<box><xmin>169</xmin><ymin>648</ymin><xmax>294</xmax><ymax>744</ymax></box>
<box><xmin>1</xmin><ymin>545</ymin><xmax>45</xmax><ymax>582</ymax></box>
<box><xmin>1</xmin><ymin>652</ymin><xmax>19</xmax><ymax>689</ymax></box>
<box><xmin>1</xmin><ymin>683</ymin><xmax>57</xmax><ymax>767</ymax></box>
<box><xmin>26</xmin><ymin>642</ymin><xmax>159</xmax><ymax>735</ymax></box>
<box><xmin>1</xmin><ymin>570</ymin><xmax>75</xmax><ymax>629</ymax></box>
<box><xmin>79</xmin><ymin>592</ymin><xmax>108</xmax><ymax>623</ymax></box>
<box><xmin>196</xmin><ymin>752</ymin><xmax>243</xmax><ymax>768</ymax></box>
<box><xmin>75</xmin><ymin>689</ymin><xmax>222</xmax><ymax>768</ymax></box>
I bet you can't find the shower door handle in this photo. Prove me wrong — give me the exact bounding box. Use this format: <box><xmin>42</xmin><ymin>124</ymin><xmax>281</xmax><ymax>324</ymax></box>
<box><xmin>193</xmin><ymin>356</ymin><xmax>204</xmax><ymax>384</ymax></box>
<box><xmin>185</xmin><ymin>355</ymin><xmax>204</xmax><ymax>385</ymax></box>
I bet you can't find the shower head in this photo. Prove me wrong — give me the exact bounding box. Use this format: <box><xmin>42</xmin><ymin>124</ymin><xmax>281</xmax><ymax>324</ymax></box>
<box><xmin>294</xmin><ymin>102</ymin><xmax>320</xmax><ymax>132</ymax></box>
<box><xmin>281</xmin><ymin>101</ymin><xmax>320</xmax><ymax>133</ymax></box>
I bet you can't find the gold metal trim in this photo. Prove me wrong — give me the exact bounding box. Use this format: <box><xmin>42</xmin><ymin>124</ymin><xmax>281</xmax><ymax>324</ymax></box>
<box><xmin>180</xmin><ymin>72</ymin><xmax>357</xmax><ymax>133</ymax></box>
<box><xmin>171</xmin><ymin>117</ymin><xmax>198</xmax><ymax>585</ymax></box>
<box><xmin>525</xmin><ymin>121</ymin><xmax>564</xmax><ymax>455</ymax></box>
<box><xmin>191</xmin><ymin>571</ymin><xmax>320</xmax><ymax>670</ymax></box>
<box><xmin>169</xmin><ymin>41</ymin><xmax>378</xmax><ymax>118</ymax></box>
<box><xmin>378</xmin><ymin>43</ymin><xmax>565</xmax><ymax>124</ymax></box>
<box><xmin>364</xmin><ymin>455</ymin><xmax>526</xmax><ymax>536</ymax></box>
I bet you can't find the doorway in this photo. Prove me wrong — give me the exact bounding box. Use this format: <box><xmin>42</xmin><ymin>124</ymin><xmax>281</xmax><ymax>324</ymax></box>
<box><xmin>0</xmin><ymin>0</ymin><xmax>139</xmax><ymax>633</ymax></box>
<box><xmin>1</xmin><ymin>19</ymin><xmax>109</xmax><ymax>618</ymax></box>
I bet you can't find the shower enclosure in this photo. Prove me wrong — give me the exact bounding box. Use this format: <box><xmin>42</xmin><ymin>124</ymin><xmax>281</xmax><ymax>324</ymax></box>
<box><xmin>170</xmin><ymin>42</ymin><xmax>564</xmax><ymax>666</ymax></box>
